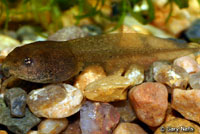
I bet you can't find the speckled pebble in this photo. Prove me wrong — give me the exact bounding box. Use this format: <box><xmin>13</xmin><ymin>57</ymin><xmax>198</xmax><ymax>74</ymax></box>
<box><xmin>84</xmin><ymin>75</ymin><xmax>131</xmax><ymax>102</ymax></box>
<box><xmin>38</xmin><ymin>118</ymin><xmax>68</xmax><ymax>134</ymax></box>
<box><xmin>74</xmin><ymin>65</ymin><xmax>106</xmax><ymax>92</ymax></box>
<box><xmin>172</xmin><ymin>89</ymin><xmax>200</xmax><ymax>124</ymax></box>
<box><xmin>129</xmin><ymin>82</ymin><xmax>168</xmax><ymax>127</ymax></box>
<box><xmin>27</xmin><ymin>84</ymin><xmax>83</xmax><ymax>118</ymax></box>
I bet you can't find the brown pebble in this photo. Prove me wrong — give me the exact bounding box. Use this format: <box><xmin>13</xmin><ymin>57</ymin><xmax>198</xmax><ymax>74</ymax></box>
<box><xmin>84</xmin><ymin>75</ymin><xmax>131</xmax><ymax>102</ymax></box>
<box><xmin>129</xmin><ymin>82</ymin><xmax>168</xmax><ymax>127</ymax></box>
<box><xmin>113</xmin><ymin>123</ymin><xmax>147</xmax><ymax>134</ymax></box>
<box><xmin>172</xmin><ymin>88</ymin><xmax>200</xmax><ymax>124</ymax></box>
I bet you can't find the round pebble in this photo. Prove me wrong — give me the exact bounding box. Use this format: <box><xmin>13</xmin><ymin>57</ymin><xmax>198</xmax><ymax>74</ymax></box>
<box><xmin>27</xmin><ymin>84</ymin><xmax>83</xmax><ymax>118</ymax></box>
<box><xmin>38</xmin><ymin>118</ymin><xmax>68</xmax><ymax>134</ymax></box>
<box><xmin>129</xmin><ymin>82</ymin><xmax>168</xmax><ymax>127</ymax></box>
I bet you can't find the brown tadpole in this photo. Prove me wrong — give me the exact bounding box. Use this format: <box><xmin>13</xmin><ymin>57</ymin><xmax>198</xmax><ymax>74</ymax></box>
<box><xmin>2</xmin><ymin>33</ymin><xmax>200</xmax><ymax>83</ymax></box>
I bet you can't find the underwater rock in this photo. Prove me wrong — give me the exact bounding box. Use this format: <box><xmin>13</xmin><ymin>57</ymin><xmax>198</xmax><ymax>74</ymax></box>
<box><xmin>48</xmin><ymin>26</ymin><xmax>88</xmax><ymax>41</ymax></box>
<box><xmin>174</xmin><ymin>56</ymin><xmax>200</xmax><ymax>74</ymax></box>
<box><xmin>113</xmin><ymin>123</ymin><xmax>147</xmax><ymax>134</ymax></box>
<box><xmin>4</xmin><ymin>87</ymin><xmax>27</xmax><ymax>117</ymax></box>
<box><xmin>0</xmin><ymin>99</ymin><xmax>40</xmax><ymax>134</ymax></box>
<box><xmin>129</xmin><ymin>82</ymin><xmax>168</xmax><ymax>127</ymax></box>
<box><xmin>154</xmin><ymin>65</ymin><xmax>189</xmax><ymax>89</ymax></box>
<box><xmin>27</xmin><ymin>84</ymin><xmax>83</xmax><ymax>118</ymax></box>
<box><xmin>154</xmin><ymin>118</ymin><xmax>200</xmax><ymax>134</ymax></box>
<box><xmin>111</xmin><ymin>100</ymin><xmax>136</xmax><ymax>122</ymax></box>
<box><xmin>124</xmin><ymin>64</ymin><xmax>144</xmax><ymax>85</ymax></box>
<box><xmin>80</xmin><ymin>101</ymin><xmax>120</xmax><ymax>134</ymax></box>
<box><xmin>38</xmin><ymin>118</ymin><xmax>68</xmax><ymax>134</ymax></box>
<box><xmin>74</xmin><ymin>65</ymin><xmax>106</xmax><ymax>92</ymax></box>
<box><xmin>84</xmin><ymin>75</ymin><xmax>131</xmax><ymax>102</ymax></box>
<box><xmin>172</xmin><ymin>88</ymin><xmax>200</xmax><ymax>124</ymax></box>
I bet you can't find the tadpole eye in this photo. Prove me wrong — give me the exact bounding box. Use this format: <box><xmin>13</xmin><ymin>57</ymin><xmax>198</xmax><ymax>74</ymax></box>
<box><xmin>24</xmin><ymin>57</ymin><xmax>33</xmax><ymax>65</ymax></box>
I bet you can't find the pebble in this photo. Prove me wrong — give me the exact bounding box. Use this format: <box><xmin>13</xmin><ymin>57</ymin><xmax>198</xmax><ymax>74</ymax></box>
<box><xmin>84</xmin><ymin>75</ymin><xmax>131</xmax><ymax>102</ymax></box>
<box><xmin>124</xmin><ymin>64</ymin><xmax>144</xmax><ymax>85</ymax></box>
<box><xmin>74</xmin><ymin>65</ymin><xmax>106</xmax><ymax>92</ymax></box>
<box><xmin>81</xmin><ymin>25</ymin><xmax>102</xmax><ymax>36</ymax></box>
<box><xmin>27</xmin><ymin>131</ymin><xmax>38</xmax><ymax>134</ymax></box>
<box><xmin>173</xmin><ymin>56</ymin><xmax>200</xmax><ymax>74</ymax></box>
<box><xmin>154</xmin><ymin>65</ymin><xmax>189</xmax><ymax>89</ymax></box>
<box><xmin>16</xmin><ymin>26</ymin><xmax>38</xmax><ymax>41</ymax></box>
<box><xmin>0</xmin><ymin>34</ymin><xmax>21</xmax><ymax>60</ymax></box>
<box><xmin>185</xmin><ymin>19</ymin><xmax>200</xmax><ymax>43</ymax></box>
<box><xmin>38</xmin><ymin>118</ymin><xmax>68</xmax><ymax>134</ymax></box>
<box><xmin>0</xmin><ymin>98</ymin><xmax>40</xmax><ymax>134</ymax></box>
<box><xmin>145</xmin><ymin>61</ymin><xmax>170</xmax><ymax>82</ymax></box>
<box><xmin>111</xmin><ymin>100</ymin><xmax>136</xmax><ymax>122</ymax></box>
<box><xmin>113</xmin><ymin>123</ymin><xmax>147</xmax><ymax>134</ymax></box>
<box><xmin>129</xmin><ymin>82</ymin><xmax>168</xmax><ymax>127</ymax></box>
<box><xmin>0</xmin><ymin>130</ymin><xmax>8</xmax><ymax>134</ymax></box>
<box><xmin>61</xmin><ymin>119</ymin><xmax>81</xmax><ymax>134</ymax></box>
<box><xmin>48</xmin><ymin>26</ymin><xmax>88</xmax><ymax>41</ymax></box>
<box><xmin>172</xmin><ymin>89</ymin><xmax>200</xmax><ymax>124</ymax></box>
<box><xmin>4</xmin><ymin>87</ymin><xmax>27</xmax><ymax>117</ymax></box>
<box><xmin>0</xmin><ymin>34</ymin><xmax>20</xmax><ymax>51</ymax></box>
<box><xmin>189</xmin><ymin>72</ymin><xmax>200</xmax><ymax>88</ymax></box>
<box><xmin>154</xmin><ymin>118</ymin><xmax>200</xmax><ymax>134</ymax></box>
<box><xmin>27</xmin><ymin>84</ymin><xmax>83</xmax><ymax>118</ymax></box>
<box><xmin>80</xmin><ymin>101</ymin><xmax>120</xmax><ymax>134</ymax></box>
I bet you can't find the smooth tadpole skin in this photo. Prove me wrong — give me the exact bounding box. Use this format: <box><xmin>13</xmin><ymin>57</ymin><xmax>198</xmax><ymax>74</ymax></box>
<box><xmin>2</xmin><ymin>33</ymin><xmax>200</xmax><ymax>83</ymax></box>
